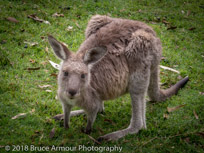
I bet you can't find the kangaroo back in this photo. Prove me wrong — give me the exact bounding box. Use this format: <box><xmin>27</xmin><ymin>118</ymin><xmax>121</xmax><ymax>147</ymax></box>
<box><xmin>85</xmin><ymin>15</ymin><xmax>112</xmax><ymax>39</ymax></box>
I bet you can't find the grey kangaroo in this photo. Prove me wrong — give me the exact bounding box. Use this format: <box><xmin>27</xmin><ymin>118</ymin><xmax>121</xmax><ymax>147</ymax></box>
<box><xmin>48</xmin><ymin>15</ymin><xmax>189</xmax><ymax>141</ymax></box>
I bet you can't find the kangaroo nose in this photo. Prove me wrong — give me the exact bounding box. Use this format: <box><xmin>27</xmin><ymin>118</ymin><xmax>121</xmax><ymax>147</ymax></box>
<box><xmin>69</xmin><ymin>90</ymin><xmax>76</xmax><ymax>96</ymax></box>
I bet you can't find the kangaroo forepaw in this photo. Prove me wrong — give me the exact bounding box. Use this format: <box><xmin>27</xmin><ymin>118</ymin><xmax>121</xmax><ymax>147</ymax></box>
<box><xmin>81</xmin><ymin>127</ymin><xmax>92</xmax><ymax>134</ymax></box>
<box><xmin>53</xmin><ymin>114</ymin><xmax>64</xmax><ymax>120</ymax></box>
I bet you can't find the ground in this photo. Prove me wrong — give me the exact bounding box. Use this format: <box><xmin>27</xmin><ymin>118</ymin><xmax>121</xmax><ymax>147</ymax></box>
<box><xmin>0</xmin><ymin>0</ymin><xmax>203</xmax><ymax>153</ymax></box>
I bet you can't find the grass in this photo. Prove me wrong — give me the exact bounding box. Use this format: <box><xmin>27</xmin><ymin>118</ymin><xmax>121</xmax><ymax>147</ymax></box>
<box><xmin>0</xmin><ymin>0</ymin><xmax>204</xmax><ymax>152</ymax></box>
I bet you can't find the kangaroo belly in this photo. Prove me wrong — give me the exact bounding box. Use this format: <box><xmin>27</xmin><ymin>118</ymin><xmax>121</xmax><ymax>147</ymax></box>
<box><xmin>90</xmin><ymin>54</ymin><xmax>129</xmax><ymax>100</ymax></box>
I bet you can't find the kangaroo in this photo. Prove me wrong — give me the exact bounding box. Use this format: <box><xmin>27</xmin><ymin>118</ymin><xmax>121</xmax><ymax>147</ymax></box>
<box><xmin>48</xmin><ymin>15</ymin><xmax>189</xmax><ymax>141</ymax></box>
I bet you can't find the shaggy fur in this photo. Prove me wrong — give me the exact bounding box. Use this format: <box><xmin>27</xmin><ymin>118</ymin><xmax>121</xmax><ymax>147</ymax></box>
<box><xmin>48</xmin><ymin>15</ymin><xmax>189</xmax><ymax>141</ymax></box>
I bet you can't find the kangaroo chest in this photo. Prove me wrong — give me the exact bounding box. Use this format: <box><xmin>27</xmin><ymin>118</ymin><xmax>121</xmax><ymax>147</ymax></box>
<box><xmin>90</xmin><ymin>54</ymin><xmax>129</xmax><ymax>100</ymax></box>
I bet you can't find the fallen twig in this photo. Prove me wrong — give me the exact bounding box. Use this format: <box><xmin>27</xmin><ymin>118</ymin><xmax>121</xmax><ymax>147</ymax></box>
<box><xmin>27</xmin><ymin>67</ymin><xmax>40</xmax><ymax>70</ymax></box>
<box><xmin>49</xmin><ymin>60</ymin><xmax>60</xmax><ymax>70</ymax></box>
<box><xmin>88</xmin><ymin>135</ymin><xmax>101</xmax><ymax>144</ymax></box>
<box><xmin>142</xmin><ymin>137</ymin><xmax>158</xmax><ymax>146</ymax></box>
<box><xmin>160</xmin><ymin>65</ymin><xmax>180</xmax><ymax>74</ymax></box>
<box><xmin>167</xmin><ymin>104</ymin><xmax>186</xmax><ymax>113</ymax></box>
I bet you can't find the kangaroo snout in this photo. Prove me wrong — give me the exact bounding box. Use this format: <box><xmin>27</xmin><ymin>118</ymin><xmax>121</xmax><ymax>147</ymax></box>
<box><xmin>68</xmin><ymin>89</ymin><xmax>77</xmax><ymax>97</ymax></box>
<box><xmin>65</xmin><ymin>90</ymin><xmax>79</xmax><ymax>99</ymax></box>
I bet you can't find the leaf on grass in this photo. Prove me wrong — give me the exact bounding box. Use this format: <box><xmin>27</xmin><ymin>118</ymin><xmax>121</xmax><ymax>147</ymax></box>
<box><xmin>199</xmin><ymin>92</ymin><xmax>204</xmax><ymax>95</ymax></box>
<box><xmin>28</xmin><ymin>14</ymin><xmax>43</xmax><ymax>22</ymax></box>
<box><xmin>63</xmin><ymin>6</ymin><xmax>71</xmax><ymax>10</ymax></box>
<box><xmin>76</xmin><ymin>15</ymin><xmax>81</xmax><ymax>19</ymax></box>
<box><xmin>45</xmin><ymin>46</ymin><xmax>49</xmax><ymax>53</ymax></box>
<box><xmin>167</xmin><ymin>104</ymin><xmax>186</xmax><ymax>113</ymax></box>
<box><xmin>35</xmin><ymin>130</ymin><xmax>40</xmax><ymax>134</ymax></box>
<box><xmin>40</xmin><ymin>61</ymin><xmax>48</xmax><ymax>65</ymax></box>
<box><xmin>162</xmin><ymin>19</ymin><xmax>170</xmax><ymax>24</ymax></box>
<box><xmin>50</xmin><ymin>73</ymin><xmax>58</xmax><ymax>78</ymax></box>
<box><xmin>44</xmin><ymin>21</ymin><xmax>50</xmax><ymax>24</ymax></box>
<box><xmin>12</xmin><ymin>113</ymin><xmax>27</xmax><ymax>119</ymax></box>
<box><xmin>193</xmin><ymin>110</ymin><xmax>199</xmax><ymax>119</ymax></box>
<box><xmin>138</xmin><ymin>9</ymin><xmax>142</xmax><ymax>13</ymax></box>
<box><xmin>163</xmin><ymin>113</ymin><xmax>169</xmax><ymax>119</ymax></box>
<box><xmin>29</xmin><ymin>59</ymin><xmax>36</xmax><ymax>63</ymax></box>
<box><xmin>41</xmin><ymin>36</ymin><xmax>45</xmax><ymax>40</ymax></box>
<box><xmin>49</xmin><ymin>60</ymin><xmax>60</xmax><ymax>70</ymax></box>
<box><xmin>40</xmin><ymin>134</ymin><xmax>44</xmax><ymax>141</ymax></box>
<box><xmin>24</xmin><ymin>41</ymin><xmax>38</xmax><ymax>47</ymax></box>
<box><xmin>29</xmin><ymin>109</ymin><xmax>35</xmax><ymax>115</ymax></box>
<box><xmin>31</xmin><ymin>109</ymin><xmax>35</xmax><ymax>113</ymax></box>
<box><xmin>104</xmin><ymin>118</ymin><xmax>115</xmax><ymax>125</ymax></box>
<box><xmin>167</xmin><ymin>26</ymin><xmax>177</xmax><ymax>30</ymax></box>
<box><xmin>28</xmin><ymin>14</ymin><xmax>50</xmax><ymax>24</ymax></box>
<box><xmin>38</xmin><ymin>85</ymin><xmax>52</xmax><ymax>89</ymax></box>
<box><xmin>44</xmin><ymin>69</ymin><xmax>49</xmax><ymax>73</ymax></box>
<box><xmin>21</xmin><ymin>29</ymin><xmax>25</xmax><ymax>32</ymax></box>
<box><xmin>88</xmin><ymin>135</ymin><xmax>101</xmax><ymax>144</ymax></box>
<box><xmin>46</xmin><ymin>90</ymin><xmax>52</xmax><ymax>92</ymax></box>
<box><xmin>189</xmin><ymin>27</ymin><xmax>196</xmax><ymax>31</ymax></box>
<box><xmin>160</xmin><ymin>65</ymin><xmax>180</xmax><ymax>74</ymax></box>
<box><xmin>1</xmin><ymin>40</ymin><xmax>7</xmax><ymax>44</ymax></box>
<box><xmin>55</xmin><ymin>95</ymin><xmax>58</xmax><ymax>100</ymax></box>
<box><xmin>161</xmin><ymin>56</ymin><xmax>166</xmax><ymax>60</ymax></box>
<box><xmin>75</xmin><ymin>22</ymin><xmax>80</xmax><ymax>28</ymax></box>
<box><xmin>66</xmin><ymin>26</ymin><xmax>73</xmax><ymax>31</ymax></box>
<box><xmin>120</xmin><ymin>9</ymin><xmax>126</xmax><ymax>12</ymax></box>
<box><xmin>187</xmin><ymin>10</ymin><xmax>191</xmax><ymax>16</ymax></box>
<box><xmin>27</xmin><ymin>67</ymin><xmax>40</xmax><ymax>70</ymax></box>
<box><xmin>7</xmin><ymin>17</ymin><xmax>19</xmax><ymax>23</ymax></box>
<box><xmin>184</xmin><ymin>137</ymin><xmax>190</xmax><ymax>143</ymax></box>
<box><xmin>52</xmin><ymin>12</ymin><xmax>64</xmax><ymax>17</ymax></box>
<box><xmin>49</xmin><ymin>128</ymin><xmax>55</xmax><ymax>139</ymax></box>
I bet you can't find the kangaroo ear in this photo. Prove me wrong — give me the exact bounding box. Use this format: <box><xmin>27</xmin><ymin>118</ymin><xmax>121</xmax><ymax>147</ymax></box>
<box><xmin>48</xmin><ymin>35</ymin><xmax>71</xmax><ymax>60</ymax></box>
<box><xmin>84</xmin><ymin>47</ymin><xmax>107</xmax><ymax>65</ymax></box>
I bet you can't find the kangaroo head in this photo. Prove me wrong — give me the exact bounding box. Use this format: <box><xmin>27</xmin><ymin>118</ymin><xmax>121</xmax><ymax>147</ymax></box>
<box><xmin>48</xmin><ymin>35</ymin><xmax>107</xmax><ymax>100</ymax></box>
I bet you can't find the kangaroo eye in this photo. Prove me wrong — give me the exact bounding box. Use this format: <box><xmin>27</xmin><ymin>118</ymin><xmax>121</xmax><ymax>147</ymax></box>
<box><xmin>81</xmin><ymin>74</ymin><xmax>85</xmax><ymax>79</ymax></box>
<box><xmin>64</xmin><ymin>72</ymin><xmax>69</xmax><ymax>76</ymax></box>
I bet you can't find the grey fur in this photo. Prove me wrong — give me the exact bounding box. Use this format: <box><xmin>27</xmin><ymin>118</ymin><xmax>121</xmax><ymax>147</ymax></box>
<box><xmin>48</xmin><ymin>15</ymin><xmax>189</xmax><ymax>141</ymax></box>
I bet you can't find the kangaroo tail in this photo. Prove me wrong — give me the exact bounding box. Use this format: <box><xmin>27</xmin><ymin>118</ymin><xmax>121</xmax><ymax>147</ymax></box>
<box><xmin>159</xmin><ymin>76</ymin><xmax>189</xmax><ymax>101</ymax></box>
<box><xmin>148</xmin><ymin>66</ymin><xmax>189</xmax><ymax>102</ymax></box>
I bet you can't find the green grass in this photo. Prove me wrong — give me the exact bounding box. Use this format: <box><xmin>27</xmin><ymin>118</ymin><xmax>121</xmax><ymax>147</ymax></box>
<box><xmin>0</xmin><ymin>0</ymin><xmax>203</xmax><ymax>152</ymax></box>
